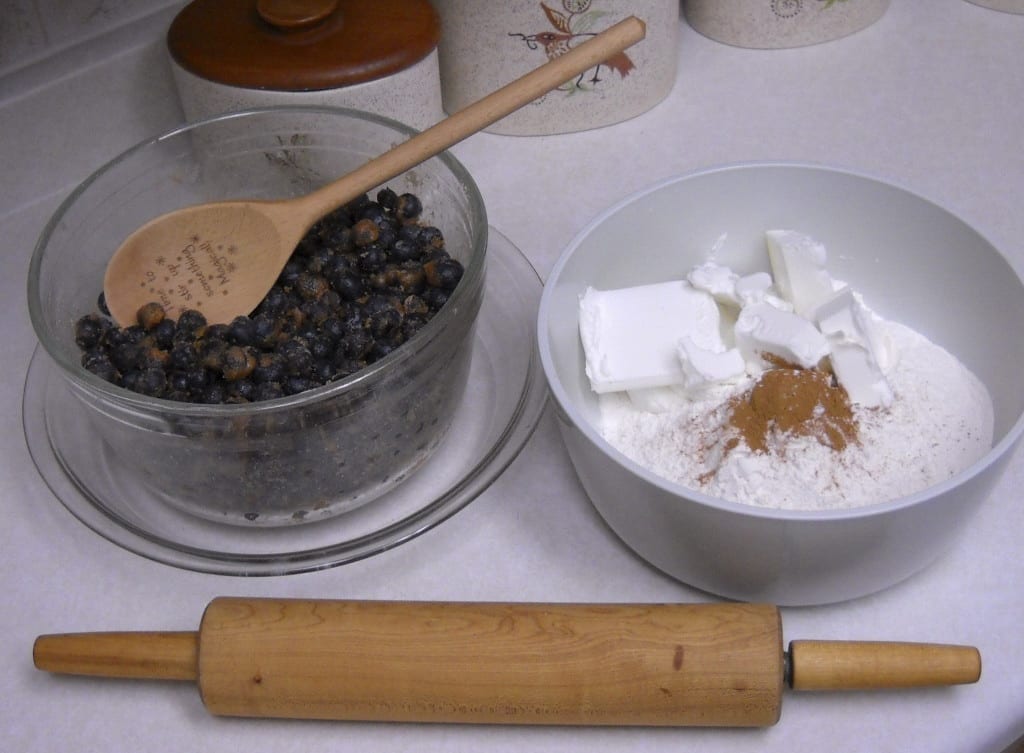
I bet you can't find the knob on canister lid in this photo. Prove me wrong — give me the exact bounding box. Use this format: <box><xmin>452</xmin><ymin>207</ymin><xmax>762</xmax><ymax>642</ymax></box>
<box><xmin>167</xmin><ymin>0</ymin><xmax>440</xmax><ymax>91</ymax></box>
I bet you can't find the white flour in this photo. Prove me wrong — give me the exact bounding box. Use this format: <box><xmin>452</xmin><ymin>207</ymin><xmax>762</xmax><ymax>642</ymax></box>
<box><xmin>599</xmin><ymin>321</ymin><xmax>994</xmax><ymax>510</ymax></box>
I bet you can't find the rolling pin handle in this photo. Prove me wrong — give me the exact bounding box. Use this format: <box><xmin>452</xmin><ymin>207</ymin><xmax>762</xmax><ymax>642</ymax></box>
<box><xmin>33</xmin><ymin>631</ymin><xmax>199</xmax><ymax>682</ymax></box>
<box><xmin>787</xmin><ymin>640</ymin><xmax>981</xmax><ymax>691</ymax></box>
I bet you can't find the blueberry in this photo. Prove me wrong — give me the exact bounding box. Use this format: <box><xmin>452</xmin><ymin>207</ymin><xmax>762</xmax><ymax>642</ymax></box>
<box><xmin>176</xmin><ymin>309</ymin><xmax>207</xmax><ymax>339</ymax></box>
<box><xmin>301</xmin><ymin>299</ymin><xmax>331</xmax><ymax>327</ymax></box>
<box><xmin>198</xmin><ymin>338</ymin><xmax>228</xmax><ymax>371</ymax></box>
<box><xmin>368</xmin><ymin>308</ymin><xmax>402</xmax><ymax>339</ymax></box>
<box><xmin>403</xmin><ymin>295</ymin><xmax>429</xmax><ymax>317</ymax></box>
<box><xmin>421</xmin><ymin>287</ymin><xmax>450</xmax><ymax>311</ymax></box>
<box><xmin>343</xmin><ymin>309</ymin><xmax>365</xmax><ymax>336</ymax></box>
<box><xmin>121</xmin><ymin>370</ymin><xmax>142</xmax><ymax>392</ymax></box>
<box><xmin>252</xmin><ymin>352</ymin><xmax>286</xmax><ymax>384</ymax></box>
<box><xmin>344</xmin><ymin>193</ymin><xmax>370</xmax><ymax>213</ymax></box>
<box><xmin>356</xmin><ymin>202</ymin><xmax>388</xmax><ymax>225</ymax></box>
<box><xmin>396</xmin><ymin>193</ymin><xmax>423</xmax><ymax>222</ymax></box>
<box><xmin>135</xmin><ymin>367</ymin><xmax>167</xmax><ymax>397</ymax></box>
<box><xmin>424</xmin><ymin>258</ymin><xmax>464</xmax><ymax>290</ymax></box>
<box><xmin>184</xmin><ymin>366</ymin><xmax>208</xmax><ymax>391</ymax></box>
<box><xmin>139</xmin><ymin>346</ymin><xmax>170</xmax><ymax>370</ymax></box>
<box><xmin>401</xmin><ymin>314</ymin><xmax>428</xmax><ymax>340</ymax></box>
<box><xmin>169</xmin><ymin>371</ymin><xmax>191</xmax><ymax>393</ymax></box>
<box><xmin>136</xmin><ymin>302</ymin><xmax>165</xmax><ymax>330</ymax></box>
<box><xmin>252</xmin><ymin>312</ymin><xmax>281</xmax><ymax>348</ymax></box>
<box><xmin>259</xmin><ymin>287</ymin><xmax>290</xmax><ymax>315</ymax></box>
<box><xmin>275</xmin><ymin>312</ymin><xmax>301</xmax><ymax>342</ymax></box>
<box><xmin>295</xmin><ymin>271</ymin><xmax>329</xmax><ymax>301</ymax></box>
<box><xmin>419</xmin><ymin>225</ymin><xmax>445</xmax><ymax>250</ymax></box>
<box><xmin>320</xmin><ymin>316</ymin><xmax>345</xmax><ymax>344</ymax></box>
<box><xmin>388</xmin><ymin>238</ymin><xmax>419</xmax><ymax>263</ymax></box>
<box><xmin>320</xmin><ymin>289</ymin><xmax>342</xmax><ymax>312</ymax></box>
<box><xmin>222</xmin><ymin>345</ymin><xmax>257</xmax><ymax>381</ymax></box>
<box><xmin>371</xmin><ymin>340</ymin><xmax>396</xmax><ymax>360</ymax></box>
<box><xmin>318</xmin><ymin>223</ymin><xmax>353</xmax><ymax>252</ymax></box>
<box><xmin>204</xmin><ymin>323</ymin><xmax>230</xmax><ymax>341</ymax></box>
<box><xmin>312</xmin><ymin>359</ymin><xmax>334</xmax><ymax>382</ymax></box>
<box><xmin>362</xmin><ymin>245</ymin><xmax>389</xmax><ymax>274</ymax></box>
<box><xmin>202</xmin><ymin>382</ymin><xmax>227</xmax><ymax>404</ymax></box>
<box><xmin>74</xmin><ymin>314</ymin><xmax>109</xmax><ymax>350</ymax></box>
<box><xmin>303</xmin><ymin>246</ymin><xmax>333</xmax><ymax>274</ymax></box>
<box><xmin>111</xmin><ymin>341</ymin><xmax>142</xmax><ymax>373</ymax></box>
<box><xmin>333</xmin><ymin>273</ymin><xmax>364</xmax><ymax>301</ymax></box>
<box><xmin>322</xmin><ymin>254</ymin><xmax>351</xmax><ymax>279</ymax></box>
<box><xmin>376</xmin><ymin>222</ymin><xmax>398</xmax><ymax>249</ymax></box>
<box><xmin>152</xmin><ymin>318</ymin><xmax>176</xmax><ymax>349</ymax></box>
<box><xmin>254</xmin><ymin>381</ymin><xmax>284</xmax><ymax>401</ymax></box>
<box><xmin>306</xmin><ymin>333</ymin><xmax>332</xmax><ymax>361</ymax></box>
<box><xmin>283</xmin><ymin>375</ymin><xmax>314</xmax><ymax>395</ymax></box>
<box><xmin>352</xmin><ymin>218</ymin><xmax>381</xmax><ymax>247</ymax></box>
<box><xmin>81</xmin><ymin>351</ymin><xmax>119</xmax><ymax>383</ymax></box>
<box><xmin>366</xmin><ymin>270</ymin><xmax>390</xmax><ymax>291</ymax></box>
<box><xmin>376</xmin><ymin>187</ymin><xmax>399</xmax><ymax>210</ymax></box>
<box><xmin>340</xmin><ymin>330</ymin><xmax>373</xmax><ymax>360</ymax></box>
<box><xmin>322</xmin><ymin>205</ymin><xmax>353</xmax><ymax>228</ymax></box>
<box><xmin>228</xmin><ymin>378</ymin><xmax>256</xmax><ymax>402</ymax></box>
<box><xmin>122</xmin><ymin>325</ymin><xmax>148</xmax><ymax>344</ymax></box>
<box><xmin>398</xmin><ymin>223</ymin><xmax>423</xmax><ymax>245</ymax></box>
<box><xmin>278</xmin><ymin>339</ymin><xmax>313</xmax><ymax>375</ymax></box>
<box><xmin>394</xmin><ymin>263</ymin><xmax>425</xmax><ymax>293</ymax></box>
<box><xmin>227</xmin><ymin>315</ymin><xmax>256</xmax><ymax>345</ymax></box>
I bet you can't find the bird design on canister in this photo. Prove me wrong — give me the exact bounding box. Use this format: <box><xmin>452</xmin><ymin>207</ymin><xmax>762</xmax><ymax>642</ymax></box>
<box><xmin>509</xmin><ymin>0</ymin><xmax>637</xmax><ymax>93</ymax></box>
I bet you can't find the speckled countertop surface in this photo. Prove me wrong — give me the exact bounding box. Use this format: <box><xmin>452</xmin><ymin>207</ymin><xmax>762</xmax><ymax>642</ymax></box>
<box><xmin>2</xmin><ymin>2</ymin><xmax>1023</xmax><ymax>751</ymax></box>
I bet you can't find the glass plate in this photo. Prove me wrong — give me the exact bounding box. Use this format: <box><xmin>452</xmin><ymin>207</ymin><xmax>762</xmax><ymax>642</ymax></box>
<box><xmin>22</xmin><ymin>228</ymin><xmax>548</xmax><ymax>575</ymax></box>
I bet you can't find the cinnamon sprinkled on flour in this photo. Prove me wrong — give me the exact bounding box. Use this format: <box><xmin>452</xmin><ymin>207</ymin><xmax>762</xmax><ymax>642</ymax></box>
<box><xmin>726</xmin><ymin>366</ymin><xmax>858</xmax><ymax>454</ymax></box>
<box><xmin>598</xmin><ymin>320</ymin><xmax>993</xmax><ymax>510</ymax></box>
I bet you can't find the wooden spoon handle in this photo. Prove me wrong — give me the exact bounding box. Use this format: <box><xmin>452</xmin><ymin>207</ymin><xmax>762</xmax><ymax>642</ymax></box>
<box><xmin>788</xmin><ymin>640</ymin><xmax>981</xmax><ymax>690</ymax></box>
<box><xmin>295</xmin><ymin>15</ymin><xmax>647</xmax><ymax>220</ymax></box>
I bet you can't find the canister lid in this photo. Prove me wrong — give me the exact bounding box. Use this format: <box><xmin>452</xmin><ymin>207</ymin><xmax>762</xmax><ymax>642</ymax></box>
<box><xmin>167</xmin><ymin>0</ymin><xmax>440</xmax><ymax>91</ymax></box>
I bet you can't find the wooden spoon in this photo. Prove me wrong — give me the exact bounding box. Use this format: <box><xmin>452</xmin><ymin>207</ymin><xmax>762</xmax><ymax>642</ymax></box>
<box><xmin>102</xmin><ymin>16</ymin><xmax>647</xmax><ymax>326</ymax></box>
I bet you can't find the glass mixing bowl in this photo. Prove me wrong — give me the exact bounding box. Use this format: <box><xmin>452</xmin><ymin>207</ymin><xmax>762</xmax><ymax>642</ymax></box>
<box><xmin>28</xmin><ymin>107</ymin><xmax>487</xmax><ymax>527</ymax></box>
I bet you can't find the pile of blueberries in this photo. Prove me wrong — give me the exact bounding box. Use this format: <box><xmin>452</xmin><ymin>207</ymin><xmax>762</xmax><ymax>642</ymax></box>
<box><xmin>73</xmin><ymin>188</ymin><xmax>465</xmax><ymax>404</ymax></box>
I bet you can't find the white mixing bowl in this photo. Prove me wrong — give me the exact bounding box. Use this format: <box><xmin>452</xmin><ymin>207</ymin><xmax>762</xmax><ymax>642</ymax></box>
<box><xmin>538</xmin><ymin>162</ymin><xmax>1024</xmax><ymax>605</ymax></box>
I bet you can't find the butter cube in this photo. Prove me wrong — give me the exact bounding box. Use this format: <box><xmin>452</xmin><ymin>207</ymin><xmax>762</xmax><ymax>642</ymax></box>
<box><xmin>734</xmin><ymin>302</ymin><xmax>831</xmax><ymax>372</ymax></box>
<box><xmin>765</xmin><ymin>229</ymin><xmax>836</xmax><ymax>317</ymax></box>
<box><xmin>677</xmin><ymin>336</ymin><xmax>746</xmax><ymax>390</ymax></box>
<box><xmin>687</xmin><ymin>261</ymin><xmax>740</xmax><ymax>306</ymax></box>
<box><xmin>579</xmin><ymin>281</ymin><xmax>723</xmax><ymax>393</ymax></box>
<box><xmin>815</xmin><ymin>288</ymin><xmax>893</xmax><ymax>407</ymax></box>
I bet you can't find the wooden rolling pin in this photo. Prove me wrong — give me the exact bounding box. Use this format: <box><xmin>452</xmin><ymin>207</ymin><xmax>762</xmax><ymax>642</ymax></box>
<box><xmin>33</xmin><ymin>598</ymin><xmax>980</xmax><ymax>727</ymax></box>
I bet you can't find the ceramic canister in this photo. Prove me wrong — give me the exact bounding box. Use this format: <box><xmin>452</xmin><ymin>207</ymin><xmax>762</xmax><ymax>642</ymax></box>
<box><xmin>683</xmin><ymin>0</ymin><xmax>890</xmax><ymax>49</ymax></box>
<box><xmin>434</xmin><ymin>0</ymin><xmax>679</xmax><ymax>136</ymax></box>
<box><xmin>167</xmin><ymin>0</ymin><xmax>445</xmax><ymax>131</ymax></box>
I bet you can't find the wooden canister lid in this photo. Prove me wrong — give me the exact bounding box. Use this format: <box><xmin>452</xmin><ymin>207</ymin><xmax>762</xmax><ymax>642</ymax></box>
<box><xmin>167</xmin><ymin>0</ymin><xmax>440</xmax><ymax>91</ymax></box>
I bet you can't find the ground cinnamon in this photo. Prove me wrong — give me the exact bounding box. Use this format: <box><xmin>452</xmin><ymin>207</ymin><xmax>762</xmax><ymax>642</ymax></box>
<box><xmin>727</xmin><ymin>365</ymin><xmax>857</xmax><ymax>453</ymax></box>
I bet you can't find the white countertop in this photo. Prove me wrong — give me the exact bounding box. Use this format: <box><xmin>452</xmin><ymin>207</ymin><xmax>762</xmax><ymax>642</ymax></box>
<box><xmin>2</xmin><ymin>2</ymin><xmax>1023</xmax><ymax>751</ymax></box>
